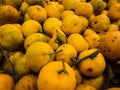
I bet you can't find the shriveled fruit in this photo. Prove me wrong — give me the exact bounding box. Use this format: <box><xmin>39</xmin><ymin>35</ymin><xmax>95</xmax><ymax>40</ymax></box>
<box><xmin>19</xmin><ymin>1</ymin><xmax>30</xmax><ymax>15</ymax></box>
<box><xmin>48</xmin><ymin>28</ymin><xmax>67</xmax><ymax>50</ymax></box>
<box><xmin>9</xmin><ymin>50</ymin><xmax>24</xmax><ymax>65</ymax></box>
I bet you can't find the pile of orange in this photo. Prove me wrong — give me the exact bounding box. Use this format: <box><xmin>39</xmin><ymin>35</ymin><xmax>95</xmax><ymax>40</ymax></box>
<box><xmin>0</xmin><ymin>0</ymin><xmax>120</xmax><ymax>90</ymax></box>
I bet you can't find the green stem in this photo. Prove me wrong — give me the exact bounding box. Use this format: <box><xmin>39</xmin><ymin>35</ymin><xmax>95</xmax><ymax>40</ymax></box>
<box><xmin>47</xmin><ymin>49</ymin><xmax>63</xmax><ymax>56</ymax></box>
<box><xmin>71</xmin><ymin>57</ymin><xmax>77</xmax><ymax>63</ymax></box>
<box><xmin>57</xmin><ymin>59</ymin><xmax>69</xmax><ymax>75</ymax></box>
<box><xmin>71</xmin><ymin>49</ymin><xmax>100</xmax><ymax>67</ymax></box>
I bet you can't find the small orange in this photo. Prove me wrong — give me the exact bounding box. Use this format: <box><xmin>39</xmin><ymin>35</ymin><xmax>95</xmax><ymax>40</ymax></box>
<box><xmin>27</xmin><ymin>5</ymin><xmax>47</xmax><ymax>22</ymax></box>
<box><xmin>78</xmin><ymin>49</ymin><xmax>106</xmax><ymax>77</ymax></box>
<box><xmin>75</xmin><ymin>2</ymin><xmax>93</xmax><ymax>18</ymax></box>
<box><xmin>0</xmin><ymin>73</ymin><xmax>14</xmax><ymax>90</ymax></box>
<box><xmin>108</xmin><ymin>3</ymin><xmax>120</xmax><ymax>21</ymax></box>
<box><xmin>62</xmin><ymin>14</ymin><xmax>83</xmax><ymax>35</ymax></box>
<box><xmin>67</xmin><ymin>33</ymin><xmax>89</xmax><ymax>54</ymax></box>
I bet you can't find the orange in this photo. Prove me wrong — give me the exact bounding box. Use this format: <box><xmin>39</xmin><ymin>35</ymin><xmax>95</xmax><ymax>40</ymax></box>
<box><xmin>26</xmin><ymin>42</ymin><xmax>54</xmax><ymax>73</ymax></box>
<box><xmin>0</xmin><ymin>24</ymin><xmax>24</xmax><ymax>50</ymax></box>
<box><xmin>44</xmin><ymin>1</ymin><xmax>61</xmax><ymax>18</ymax></box>
<box><xmin>108</xmin><ymin>3</ymin><xmax>120</xmax><ymax>21</ymax></box>
<box><xmin>75</xmin><ymin>2</ymin><xmax>93</xmax><ymax>18</ymax></box>
<box><xmin>37</xmin><ymin>61</ymin><xmax>76</xmax><ymax>90</ymax></box>
<box><xmin>21</xmin><ymin>19</ymin><xmax>42</xmax><ymax>37</ymax></box>
<box><xmin>62</xmin><ymin>14</ymin><xmax>83</xmax><ymax>35</ymax></box>
<box><xmin>83</xmin><ymin>29</ymin><xmax>101</xmax><ymax>49</ymax></box>
<box><xmin>27</xmin><ymin>5</ymin><xmax>47</xmax><ymax>22</ymax></box>
<box><xmin>0</xmin><ymin>5</ymin><xmax>20</xmax><ymax>25</ymax></box>
<box><xmin>83</xmin><ymin>73</ymin><xmax>106</xmax><ymax>90</ymax></box>
<box><xmin>72</xmin><ymin>66</ymin><xmax>83</xmax><ymax>85</ymax></box>
<box><xmin>90</xmin><ymin>14</ymin><xmax>110</xmax><ymax>32</ymax></box>
<box><xmin>78</xmin><ymin>49</ymin><xmax>106</xmax><ymax>77</ymax></box>
<box><xmin>24</xmin><ymin>33</ymin><xmax>48</xmax><ymax>50</ymax></box>
<box><xmin>107</xmin><ymin>24</ymin><xmax>119</xmax><ymax>32</ymax></box>
<box><xmin>0</xmin><ymin>73</ymin><xmax>14</xmax><ymax>90</ymax></box>
<box><xmin>14</xmin><ymin>74</ymin><xmax>37</xmax><ymax>90</ymax></box>
<box><xmin>60</xmin><ymin>10</ymin><xmax>75</xmax><ymax>20</ymax></box>
<box><xmin>67</xmin><ymin>33</ymin><xmax>89</xmax><ymax>54</ymax></box>
<box><xmin>43</xmin><ymin>17</ymin><xmax>62</xmax><ymax>36</ymax></box>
